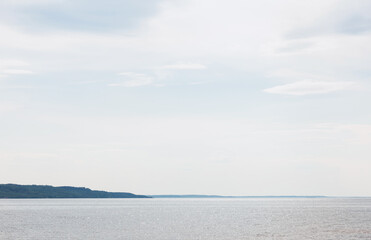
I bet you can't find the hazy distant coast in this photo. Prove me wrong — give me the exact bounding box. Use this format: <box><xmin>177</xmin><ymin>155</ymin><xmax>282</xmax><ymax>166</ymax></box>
<box><xmin>0</xmin><ymin>184</ymin><xmax>150</xmax><ymax>198</ymax></box>
<box><xmin>150</xmin><ymin>195</ymin><xmax>328</xmax><ymax>198</ymax></box>
<box><xmin>0</xmin><ymin>184</ymin><xmax>330</xmax><ymax>199</ymax></box>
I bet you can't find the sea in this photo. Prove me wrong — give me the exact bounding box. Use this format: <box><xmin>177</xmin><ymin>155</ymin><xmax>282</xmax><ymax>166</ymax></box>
<box><xmin>0</xmin><ymin>198</ymin><xmax>370</xmax><ymax>240</ymax></box>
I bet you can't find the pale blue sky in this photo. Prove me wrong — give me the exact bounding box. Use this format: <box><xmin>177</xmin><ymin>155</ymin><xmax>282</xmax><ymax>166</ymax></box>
<box><xmin>1</xmin><ymin>0</ymin><xmax>371</xmax><ymax>196</ymax></box>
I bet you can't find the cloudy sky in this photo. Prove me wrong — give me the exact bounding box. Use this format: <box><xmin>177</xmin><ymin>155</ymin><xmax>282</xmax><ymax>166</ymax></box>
<box><xmin>1</xmin><ymin>0</ymin><xmax>371</xmax><ymax>196</ymax></box>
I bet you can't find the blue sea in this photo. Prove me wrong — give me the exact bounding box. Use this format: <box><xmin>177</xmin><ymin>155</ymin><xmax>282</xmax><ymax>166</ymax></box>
<box><xmin>1</xmin><ymin>198</ymin><xmax>370</xmax><ymax>239</ymax></box>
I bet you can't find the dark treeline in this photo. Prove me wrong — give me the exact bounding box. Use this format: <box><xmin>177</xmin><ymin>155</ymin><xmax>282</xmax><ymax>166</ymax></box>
<box><xmin>0</xmin><ymin>184</ymin><xmax>150</xmax><ymax>198</ymax></box>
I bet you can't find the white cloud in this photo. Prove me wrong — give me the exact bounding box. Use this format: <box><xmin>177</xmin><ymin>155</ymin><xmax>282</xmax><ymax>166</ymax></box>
<box><xmin>108</xmin><ymin>72</ymin><xmax>154</xmax><ymax>87</ymax></box>
<box><xmin>264</xmin><ymin>80</ymin><xmax>355</xmax><ymax>95</ymax></box>
<box><xmin>159</xmin><ymin>63</ymin><xmax>206</xmax><ymax>70</ymax></box>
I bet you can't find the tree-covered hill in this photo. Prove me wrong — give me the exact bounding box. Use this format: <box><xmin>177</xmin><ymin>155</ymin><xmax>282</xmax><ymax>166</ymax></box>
<box><xmin>0</xmin><ymin>184</ymin><xmax>150</xmax><ymax>198</ymax></box>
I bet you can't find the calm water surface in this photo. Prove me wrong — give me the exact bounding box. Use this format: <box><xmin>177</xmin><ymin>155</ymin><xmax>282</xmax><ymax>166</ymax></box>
<box><xmin>1</xmin><ymin>198</ymin><xmax>371</xmax><ymax>240</ymax></box>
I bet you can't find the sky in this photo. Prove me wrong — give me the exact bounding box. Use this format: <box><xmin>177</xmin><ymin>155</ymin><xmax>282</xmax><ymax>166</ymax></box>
<box><xmin>1</xmin><ymin>0</ymin><xmax>371</xmax><ymax>196</ymax></box>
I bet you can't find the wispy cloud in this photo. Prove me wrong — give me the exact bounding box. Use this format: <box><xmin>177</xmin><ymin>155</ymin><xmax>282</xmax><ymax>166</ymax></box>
<box><xmin>0</xmin><ymin>59</ymin><xmax>33</xmax><ymax>75</ymax></box>
<box><xmin>109</xmin><ymin>63</ymin><xmax>207</xmax><ymax>87</ymax></box>
<box><xmin>1</xmin><ymin>69</ymin><xmax>34</xmax><ymax>75</ymax></box>
<box><xmin>108</xmin><ymin>72</ymin><xmax>154</xmax><ymax>87</ymax></box>
<box><xmin>0</xmin><ymin>59</ymin><xmax>29</xmax><ymax>67</ymax></box>
<box><xmin>263</xmin><ymin>80</ymin><xmax>355</xmax><ymax>96</ymax></box>
<box><xmin>266</xmin><ymin>69</ymin><xmax>325</xmax><ymax>80</ymax></box>
<box><xmin>159</xmin><ymin>63</ymin><xmax>207</xmax><ymax>70</ymax></box>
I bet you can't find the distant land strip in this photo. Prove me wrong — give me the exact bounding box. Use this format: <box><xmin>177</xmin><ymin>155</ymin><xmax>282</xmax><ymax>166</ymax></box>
<box><xmin>0</xmin><ymin>184</ymin><xmax>335</xmax><ymax>199</ymax></box>
<box><xmin>150</xmin><ymin>195</ymin><xmax>328</xmax><ymax>198</ymax></box>
<box><xmin>0</xmin><ymin>184</ymin><xmax>150</xmax><ymax>198</ymax></box>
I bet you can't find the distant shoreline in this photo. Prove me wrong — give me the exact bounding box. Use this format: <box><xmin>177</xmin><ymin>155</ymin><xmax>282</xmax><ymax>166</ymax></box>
<box><xmin>149</xmin><ymin>195</ymin><xmax>328</xmax><ymax>198</ymax></box>
<box><xmin>0</xmin><ymin>184</ymin><xmax>150</xmax><ymax>199</ymax></box>
<box><xmin>1</xmin><ymin>184</ymin><xmax>368</xmax><ymax>199</ymax></box>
